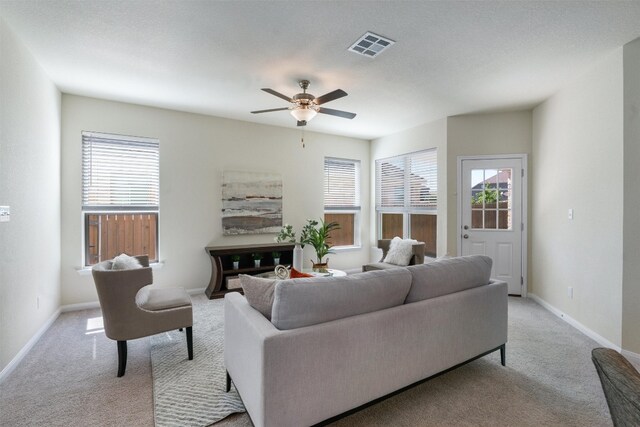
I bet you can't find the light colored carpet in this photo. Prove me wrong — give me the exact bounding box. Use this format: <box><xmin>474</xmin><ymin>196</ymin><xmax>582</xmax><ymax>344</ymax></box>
<box><xmin>0</xmin><ymin>295</ymin><xmax>614</xmax><ymax>426</ymax></box>
<box><xmin>151</xmin><ymin>299</ymin><xmax>244</xmax><ymax>426</ymax></box>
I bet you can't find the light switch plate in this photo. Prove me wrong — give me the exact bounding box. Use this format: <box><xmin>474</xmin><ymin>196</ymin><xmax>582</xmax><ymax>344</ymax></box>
<box><xmin>568</xmin><ymin>208</ymin><xmax>574</xmax><ymax>220</ymax></box>
<box><xmin>0</xmin><ymin>206</ymin><xmax>10</xmax><ymax>222</ymax></box>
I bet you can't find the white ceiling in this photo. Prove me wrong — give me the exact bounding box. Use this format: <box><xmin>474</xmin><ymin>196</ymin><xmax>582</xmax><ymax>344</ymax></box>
<box><xmin>2</xmin><ymin>1</ymin><xmax>640</xmax><ymax>140</ymax></box>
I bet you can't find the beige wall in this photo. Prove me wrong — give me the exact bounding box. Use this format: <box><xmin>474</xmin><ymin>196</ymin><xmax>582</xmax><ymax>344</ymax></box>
<box><xmin>446</xmin><ymin>112</ymin><xmax>532</xmax><ymax>258</ymax></box>
<box><xmin>370</xmin><ymin>119</ymin><xmax>448</xmax><ymax>257</ymax></box>
<box><xmin>0</xmin><ymin>18</ymin><xmax>61</xmax><ymax>371</ymax></box>
<box><xmin>623</xmin><ymin>38</ymin><xmax>640</xmax><ymax>353</ymax></box>
<box><xmin>532</xmin><ymin>49</ymin><xmax>624</xmax><ymax>347</ymax></box>
<box><xmin>60</xmin><ymin>95</ymin><xmax>371</xmax><ymax>305</ymax></box>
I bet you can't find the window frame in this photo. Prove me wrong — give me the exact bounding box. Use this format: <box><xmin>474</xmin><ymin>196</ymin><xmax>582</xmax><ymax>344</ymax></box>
<box><xmin>323</xmin><ymin>157</ymin><xmax>362</xmax><ymax>250</ymax></box>
<box><xmin>375</xmin><ymin>149</ymin><xmax>437</xmax><ymax>247</ymax></box>
<box><xmin>81</xmin><ymin>131</ymin><xmax>160</xmax><ymax>266</ymax></box>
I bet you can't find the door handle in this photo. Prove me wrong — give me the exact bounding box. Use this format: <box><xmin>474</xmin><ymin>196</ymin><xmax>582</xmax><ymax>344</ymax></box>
<box><xmin>463</xmin><ymin>225</ymin><xmax>469</xmax><ymax>230</ymax></box>
<box><xmin>463</xmin><ymin>234</ymin><xmax>469</xmax><ymax>239</ymax></box>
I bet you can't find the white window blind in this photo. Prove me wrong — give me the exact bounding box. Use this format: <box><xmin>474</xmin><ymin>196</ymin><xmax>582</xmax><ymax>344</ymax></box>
<box><xmin>376</xmin><ymin>148</ymin><xmax>437</xmax><ymax>210</ymax></box>
<box><xmin>408</xmin><ymin>149</ymin><xmax>437</xmax><ymax>208</ymax></box>
<box><xmin>324</xmin><ymin>157</ymin><xmax>360</xmax><ymax>210</ymax></box>
<box><xmin>82</xmin><ymin>131</ymin><xmax>159</xmax><ymax>211</ymax></box>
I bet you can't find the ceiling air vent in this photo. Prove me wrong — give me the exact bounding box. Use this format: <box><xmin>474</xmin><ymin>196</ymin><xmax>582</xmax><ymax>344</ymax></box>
<box><xmin>348</xmin><ymin>31</ymin><xmax>395</xmax><ymax>58</ymax></box>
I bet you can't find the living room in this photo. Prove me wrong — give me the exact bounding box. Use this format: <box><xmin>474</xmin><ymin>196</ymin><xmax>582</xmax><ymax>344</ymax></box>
<box><xmin>2</xmin><ymin>1</ymin><xmax>640</xmax><ymax>426</ymax></box>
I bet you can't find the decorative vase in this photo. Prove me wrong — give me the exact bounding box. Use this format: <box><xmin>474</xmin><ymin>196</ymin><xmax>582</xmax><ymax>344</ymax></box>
<box><xmin>254</xmin><ymin>260</ymin><xmax>261</xmax><ymax>268</ymax></box>
<box><xmin>274</xmin><ymin>257</ymin><xmax>280</xmax><ymax>265</ymax></box>
<box><xmin>293</xmin><ymin>244</ymin><xmax>303</xmax><ymax>271</ymax></box>
<box><xmin>233</xmin><ymin>261</ymin><xmax>239</xmax><ymax>270</ymax></box>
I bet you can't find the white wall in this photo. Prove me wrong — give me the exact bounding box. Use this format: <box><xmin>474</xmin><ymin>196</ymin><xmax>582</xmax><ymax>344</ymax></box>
<box><xmin>61</xmin><ymin>95</ymin><xmax>370</xmax><ymax>305</ymax></box>
<box><xmin>446</xmin><ymin>112</ymin><xmax>532</xmax><ymax>258</ymax></box>
<box><xmin>623</xmin><ymin>37</ymin><xmax>640</xmax><ymax>353</ymax></box>
<box><xmin>370</xmin><ymin>119</ymin><xmax>448</xmax><ymax>257</ymax></box>
<box><xmin>0</xmin><ymin>18</ymin><xmax>61</xmax><ymax>371</ymax></box>
<box><xmin>532</xmin><ymin>49</ymin><xmax>624</xmax><ymax>347</ymax></box>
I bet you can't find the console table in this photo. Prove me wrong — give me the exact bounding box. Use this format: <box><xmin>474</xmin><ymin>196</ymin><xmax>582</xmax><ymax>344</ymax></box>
<box><xmin>204</xmin><ymin>242</ymin><xmax>295</xmax><ymax>299</ymax></box>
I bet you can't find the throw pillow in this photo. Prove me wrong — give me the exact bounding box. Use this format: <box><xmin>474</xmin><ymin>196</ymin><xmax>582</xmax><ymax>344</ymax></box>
<box><xmin>239</xmin><ymin>274</ymin><xmax>277</xmax><ymax>320</ymax></box>
<box><xmin>383</xmin><ymin>237</ymin><xmax>418</xmax><ymax>266</ymax></box>
<box><xmin>290</xmin><ymin>267</ymin><xmax>314</xmax><ymax>278</ymax></box>
<box><xmin>111</xmin><ymin>253</ymin><xmax>142</xmax><ymax>270</ymax></box>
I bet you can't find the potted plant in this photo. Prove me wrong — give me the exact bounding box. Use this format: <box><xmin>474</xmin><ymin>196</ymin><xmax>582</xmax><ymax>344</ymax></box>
<box><xmin>252</xmin><ymin>253</ymin><xmax>263</xmax><ymax>268</ymax></box>
<box><xmin>231</xmin><ymin>255</ymin><xmax>240</xmax><ymax>270</ymax></box>
<box><xmin>301</xmin><ymin>219</ymin><xmax>340</xmax><ymax>272</ymax></box>
<box><xmin>272</xmin><ymin>251</ymin><xmax>281</xmax><ymax>265</ymax></box>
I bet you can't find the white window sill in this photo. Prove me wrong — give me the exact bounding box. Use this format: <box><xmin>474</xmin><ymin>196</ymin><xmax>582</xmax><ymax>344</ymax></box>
<box><xmin>76</xmin><ymin>261</ymin><xmax>165</xmax><ymax>276</ymax></box>
<box><xmin>331</xmin><ymin>245</ymin><xmax>362</xmax><ymax>253</ymax></box>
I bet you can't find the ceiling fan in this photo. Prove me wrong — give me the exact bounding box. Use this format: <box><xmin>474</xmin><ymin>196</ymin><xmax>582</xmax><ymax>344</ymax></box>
<box><xmin>251</xmin><ymin>80</ymin><xmax>357</xmax><ymax>127</ymax></box>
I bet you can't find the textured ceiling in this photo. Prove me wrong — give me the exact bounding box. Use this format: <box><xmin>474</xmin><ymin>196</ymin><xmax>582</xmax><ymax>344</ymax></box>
<box><xmin>2</xmin><ymin>0</ymin><xmax>640</xmax><ymax>139</ymax></box>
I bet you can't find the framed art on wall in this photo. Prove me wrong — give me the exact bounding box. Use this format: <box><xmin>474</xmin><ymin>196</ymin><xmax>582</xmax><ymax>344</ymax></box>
<box><xmin>222</xmin><ymin>171</ymin><xmax>283</xmax><ymax>235</ymax></box>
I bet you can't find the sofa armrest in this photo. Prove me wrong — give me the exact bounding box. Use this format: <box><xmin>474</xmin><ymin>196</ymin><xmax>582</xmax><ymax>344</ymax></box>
<box><xmin>410</xmin><ymin>242</ymin><xmax>426</xmax><ymax>265</ymax></box>
<box><xmin>377</xmin><ymin>239</ymin><xmax>391</xmax><ymax>261</ymax></box>
<box><xmin>224</xmin><ymin>292</ymin><xmax>281</xmax><ymax>424</ymax></box>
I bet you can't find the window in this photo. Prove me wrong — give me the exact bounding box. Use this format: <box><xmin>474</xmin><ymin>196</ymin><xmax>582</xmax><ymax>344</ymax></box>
<box><xmin>471</xmin><ymin>168</ymin><xmax>512</xmax><ymax>230</ymax></box>
<box><xmin>375</xmin><ymin>149</ymin><xmax>437</xmax><ymax>257</ymax></box>
<box><xmin>324</xmin><ymin>157</ymin><xmax>361</xmax><ymax>248</ymax></box>
<box><xmin>82</xmin><ymin>131</ymin><xmax>159</xmax><ymax>266</ymax></box>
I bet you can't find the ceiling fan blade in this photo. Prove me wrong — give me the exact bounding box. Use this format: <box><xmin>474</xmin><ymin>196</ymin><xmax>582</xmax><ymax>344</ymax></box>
<box><xmin>261</xmin><ymin>88</ymin><xmax>293</xmax><ymax>102</ymax></box>
<box><xmin>317</xmin><ymin>107</ymin><xmax>356</xmax><ymax>119</ymax></box>
<box><xmin>314</xmin><ymin>89</ymin><xmax>348</xmax><ymax>105</ymax></box>
<box><xmin>250</xmin><ymin>107</ymin><xmax>290</xmax><ymax>114</ymax></box>
<box><xmin>297</xmin><ymin>120</ymin><xmax>307</xmax><ymax>127</ymax></box>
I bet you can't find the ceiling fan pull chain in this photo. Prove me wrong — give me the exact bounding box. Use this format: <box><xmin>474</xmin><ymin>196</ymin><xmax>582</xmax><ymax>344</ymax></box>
<box><xmin>301</xmin><ymin>129</ymin><xmax>305</xmax><ymax>148</ymax></box>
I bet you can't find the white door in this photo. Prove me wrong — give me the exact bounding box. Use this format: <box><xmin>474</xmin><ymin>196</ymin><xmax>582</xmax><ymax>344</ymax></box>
<box><xmin>459</xmin><ymin>157</ymin><xmax>525</xmax><ymax>295</ymax></box>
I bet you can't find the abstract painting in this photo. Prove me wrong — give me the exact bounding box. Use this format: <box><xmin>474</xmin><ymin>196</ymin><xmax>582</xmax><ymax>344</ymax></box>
<box><xmin>222</xmin><ymin>171</ymin><xmax>283</xmax><ymax>235</ymax></box>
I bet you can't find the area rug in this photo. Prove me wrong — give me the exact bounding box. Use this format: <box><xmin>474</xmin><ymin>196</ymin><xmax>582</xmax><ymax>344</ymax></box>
<box><xmin>150</xmin><ymin>296</ymin><xmax>245</xmax><ymax>427</ymax></box>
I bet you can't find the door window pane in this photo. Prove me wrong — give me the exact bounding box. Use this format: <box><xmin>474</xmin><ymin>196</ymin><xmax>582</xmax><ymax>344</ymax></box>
<box><xmin>471</xmin><ymin>168</ymin><xmax>512</xmax><ymax>230</ymax></box>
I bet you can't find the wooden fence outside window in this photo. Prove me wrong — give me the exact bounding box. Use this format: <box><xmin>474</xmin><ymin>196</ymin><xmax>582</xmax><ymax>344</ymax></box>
<box><xmin>85</xmin><ymin>213</ymin><xmax>158</xmax><ymax>266</ymax></box>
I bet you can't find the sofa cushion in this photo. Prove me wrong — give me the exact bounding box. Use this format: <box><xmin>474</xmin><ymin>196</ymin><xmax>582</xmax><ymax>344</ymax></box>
<box><xmin>239</xmin><ymin>275</ymin><xmax>277</xmax><ymax>320</ymax></box>
<box><xmin>405</xmin><ymin>255</ymin><xmax>493</xmax><ymax>303</ymax></box>
<box><xmin>271</xmin><ymin>268</ymin><xmax>412</xmax><ymax>330</ymax></box>
<box><xmin>383</xmin><ymin>237</ymin><xmax>418</xmax><ymax>266</ymax></box>
<box><xmin>136</xmin><ymin>285</ymin><xmax>191</xmax><ymax>311</ymax></box>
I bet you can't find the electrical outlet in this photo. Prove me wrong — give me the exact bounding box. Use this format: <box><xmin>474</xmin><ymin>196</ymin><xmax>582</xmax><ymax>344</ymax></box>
<box><xmin>0</xmin><ymin>206</ymin><xmax>9</xmax><ymax>222</ymax></box>
<box><xmin>568</xmin><ymin>208</ymin><xmax>574</xmax><ymax>220</ymax></box>
<box><xmin>568</xmin><ymin>287</ymin><xmax>573</xmax><ymax>299</ymax></box>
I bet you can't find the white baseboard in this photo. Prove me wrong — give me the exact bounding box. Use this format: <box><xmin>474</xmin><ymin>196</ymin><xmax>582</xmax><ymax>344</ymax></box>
<box><xmin>528</xmin><ymin>293</ymin><xmax>621</xmax><ymax>352</ymax></box>
<box><xmin>61</xmin><ymin>301</ymin><xmax>100</xmax><ymax>312</ymax></box>
<box><xmin>622</xmin><ymin>349</ymin><xmax>640</xmax><ymax>367</ymax></box>
<box><xmin>0</xmin><ymin>308</ymin><xmax>61</xmax><ymax>384</ymax></box>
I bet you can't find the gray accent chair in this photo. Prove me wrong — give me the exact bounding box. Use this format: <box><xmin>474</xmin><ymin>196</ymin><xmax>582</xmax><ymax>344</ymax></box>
<box><xmin>92</xmin><ymin>255</ymin><xmax>193</xmax><ymax>377</ymax></box>
<box><xmin>362</xmin><ymin>239</ymin><xmax>426</xmax><ymax>272</ymax></box>
<box><xmin>592</xmin><ymin>347</ymin><xmax>640</xmax><ymax>426</ymax></box>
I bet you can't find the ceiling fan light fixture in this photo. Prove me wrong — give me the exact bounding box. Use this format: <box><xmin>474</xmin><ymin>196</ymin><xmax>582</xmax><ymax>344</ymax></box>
<box><xmin>290</xmin><ymin>106</ymin><xmax>317</xmax><ymax>122</ymax></box>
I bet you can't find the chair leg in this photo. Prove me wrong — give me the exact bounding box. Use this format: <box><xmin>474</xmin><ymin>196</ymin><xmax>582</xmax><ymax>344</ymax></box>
<box><xmin>500</xmin><ymin>344</ymin><xmax>506</xmax><ymax>366</ymax></box>
<box><xmin>226</xmin><ymin>370</ymin><xmax>231</xmax><ymax>392</ymax></box>
<box><xmin>117</xmin><ymin>340</ymin><xmax>127</xmax><ymax>377</ymax></box>
<box><xmin>186</xmin><ymin>326</ymin><xmax>193</xmax><ymax>360</ymax></box>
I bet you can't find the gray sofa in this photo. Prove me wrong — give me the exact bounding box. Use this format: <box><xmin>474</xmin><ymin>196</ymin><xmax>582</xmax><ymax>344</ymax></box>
<box><xmin>224</xmin><ymin>255</ymin><xmax>508</xmax><ymax>427</ymax></box>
